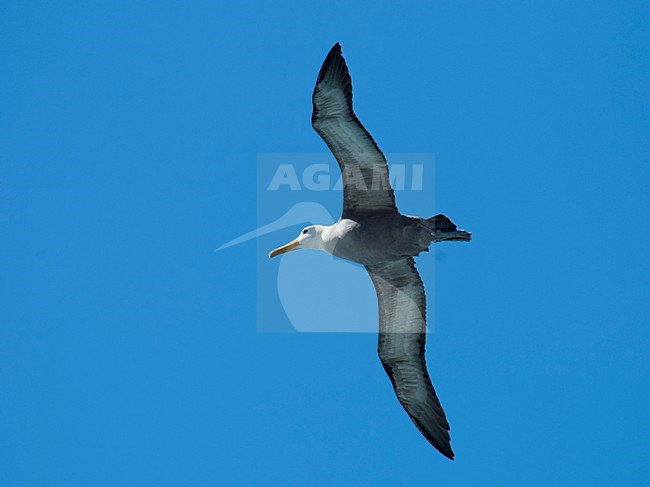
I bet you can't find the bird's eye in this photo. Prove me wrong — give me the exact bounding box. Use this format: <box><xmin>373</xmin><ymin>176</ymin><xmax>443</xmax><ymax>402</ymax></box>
<box><xmin>302</xmin><ymin>229</ymin><xmax>309</xmax><ymax>235</ymax></box>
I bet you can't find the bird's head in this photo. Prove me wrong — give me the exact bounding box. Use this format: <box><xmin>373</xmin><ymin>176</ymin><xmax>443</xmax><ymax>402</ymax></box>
<box><xmin>269</xmin><ymin>225</ymin><xmax>325</xmax><ymax>258</ymax></box>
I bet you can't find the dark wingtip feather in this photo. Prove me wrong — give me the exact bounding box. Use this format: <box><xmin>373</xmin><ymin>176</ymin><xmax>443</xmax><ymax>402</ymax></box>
<box><xmin>315</xmin><ymin>44</ymin><xmax>339</xmax><ymax>85</ymax></box>
<box><xmin>438</xmin><ymin>448</ymin><xmax>454</xmax><ymax>461</ymax></box>
<box><xmin>440</xmin><ymin>444</ymin><xmax>455</xmax><ymax>461</ymax></box>
<box><xmin>312</xmin><ymin>43</ymin><xmax>354</xmax><ymax>122</ymax></box>
<box><xmin>410</xmin><ymin>416</ymin><xmax>455</xmax><ymax>460</ymax></box>
<box><xmin>315</xmin><ymin>42</ymin><xmax>348</xmax><ymax>85</ymax></box>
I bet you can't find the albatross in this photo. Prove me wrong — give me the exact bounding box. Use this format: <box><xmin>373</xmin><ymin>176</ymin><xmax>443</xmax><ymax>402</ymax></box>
<box><xmin>269</xmin><ymin>43</ymin><xmax>471</xmax><ymax>460</ymax></box>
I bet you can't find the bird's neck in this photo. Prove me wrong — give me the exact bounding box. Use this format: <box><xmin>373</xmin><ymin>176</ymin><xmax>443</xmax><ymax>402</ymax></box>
<box><xmin>317</xmin><ymin>224</ymin><xmax>340</xmax><ymax>255</ymax></box>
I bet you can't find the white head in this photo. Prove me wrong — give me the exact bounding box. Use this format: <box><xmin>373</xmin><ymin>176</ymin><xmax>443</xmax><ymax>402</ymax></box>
<box><xmin>269</xmin><ymin>225</ymin><xmax>326</xmax><ymax>259</ymax></box>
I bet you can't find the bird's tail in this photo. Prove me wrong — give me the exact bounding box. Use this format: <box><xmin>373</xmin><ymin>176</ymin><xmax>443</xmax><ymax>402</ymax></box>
<box><xmin>422</xmin><ymin>214</ymin><xmax>471</xmax><ymax>242</ymax></box>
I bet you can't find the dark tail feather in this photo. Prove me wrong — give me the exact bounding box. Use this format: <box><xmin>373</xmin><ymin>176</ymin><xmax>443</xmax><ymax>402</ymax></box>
<box><xmin>423</xmin><ymin>214</ymin><xmax>471</xmax><ymax>242</ymax></box>
<box><xmin>425</xmin><ymin>214</ymin><xmax>457</xmax><ymax>232</ymax></box>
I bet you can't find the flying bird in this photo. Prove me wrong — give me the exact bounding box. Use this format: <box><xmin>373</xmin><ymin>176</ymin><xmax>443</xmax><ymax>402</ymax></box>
<box><xmin>269</xmin><ymin>43</ymin><xmax>471</xmax><ymax>460</ymax></box>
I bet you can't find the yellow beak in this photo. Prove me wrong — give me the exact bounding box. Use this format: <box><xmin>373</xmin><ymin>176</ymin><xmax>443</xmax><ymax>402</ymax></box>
<box><xmin>268</xmin><ymin>239</ymin><xmax>300</xmax><ymax>259</ymax></box>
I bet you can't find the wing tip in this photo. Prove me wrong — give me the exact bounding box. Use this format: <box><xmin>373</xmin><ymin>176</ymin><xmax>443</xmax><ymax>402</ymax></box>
<box><xmin>425</xmin><ymin>428</ymin><xmax>454</xmax><ymax>460</ymax></box>
<box><xmin>312</xmin><ymin>42</ymin><xmax>354</xmax><ymax>123</ymax></box>
<box><xmin>440</xmin><ymin>445</ymin><xmax>455</xmax><ymax>461</ymax></box>
<box><xmin>315</xmin><ymin>42</ymin><xmax>349</xmax><ymax>86</ymax></box>
<box><xmin>416</xmin><ymin>420</ymin><xmax>455</xmax><ymax>460</ymax></box>
<box><xmin>327</xmin><ymin>42</ymin><xmax>342</xmax><ymax>58</ymax></box>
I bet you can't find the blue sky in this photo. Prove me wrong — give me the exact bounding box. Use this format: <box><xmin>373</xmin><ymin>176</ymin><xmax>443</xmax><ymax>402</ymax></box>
<box><xmin>1</xmin><ymin>1</ymin><xmax>649</xmax><ymax>485</ymax></box>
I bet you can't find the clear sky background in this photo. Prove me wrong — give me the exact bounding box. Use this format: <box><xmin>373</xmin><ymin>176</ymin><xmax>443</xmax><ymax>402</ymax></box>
<box><xmin>1</xmin><ymin>1</ymin><xmax>649</xmax><ymax>486</ymax></box>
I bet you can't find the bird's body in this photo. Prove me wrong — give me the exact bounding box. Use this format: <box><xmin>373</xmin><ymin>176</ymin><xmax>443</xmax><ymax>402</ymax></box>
<box><xmin>269</xmin><ymin>43</ymin><xmax>471</xmax><ymax>460</ymax></box>
<box><xmin>319</xmin><ymin>214</ymin><xmax>468</xmax><ymax>265</ymax></box>
<box><xmin>326</xmin><ymin>215</ymin><xmax>427</xmax><ymax>264</ymax></box>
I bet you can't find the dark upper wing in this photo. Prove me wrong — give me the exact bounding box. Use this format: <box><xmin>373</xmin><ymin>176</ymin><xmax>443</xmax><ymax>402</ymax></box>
<box><xmin>365</xmin><ymin>258</ymin><xmax>454</xmax><ymax>460</ymax></box>
<box><xmin>312</xmin><ymin>43</ymin><xmax>398</xmax><ymax>218</ymax></box>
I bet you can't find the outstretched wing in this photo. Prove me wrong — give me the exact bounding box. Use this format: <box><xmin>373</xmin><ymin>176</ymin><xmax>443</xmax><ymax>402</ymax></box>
<box><xmin>312</xmin><ymin>43</ymin><xmax>398</xmax><ymax>218</ymax></box>
<box><xmin>365</xmin><ymin>258</ymin><xmax>454</xmax><ymax>460</ymax></box>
